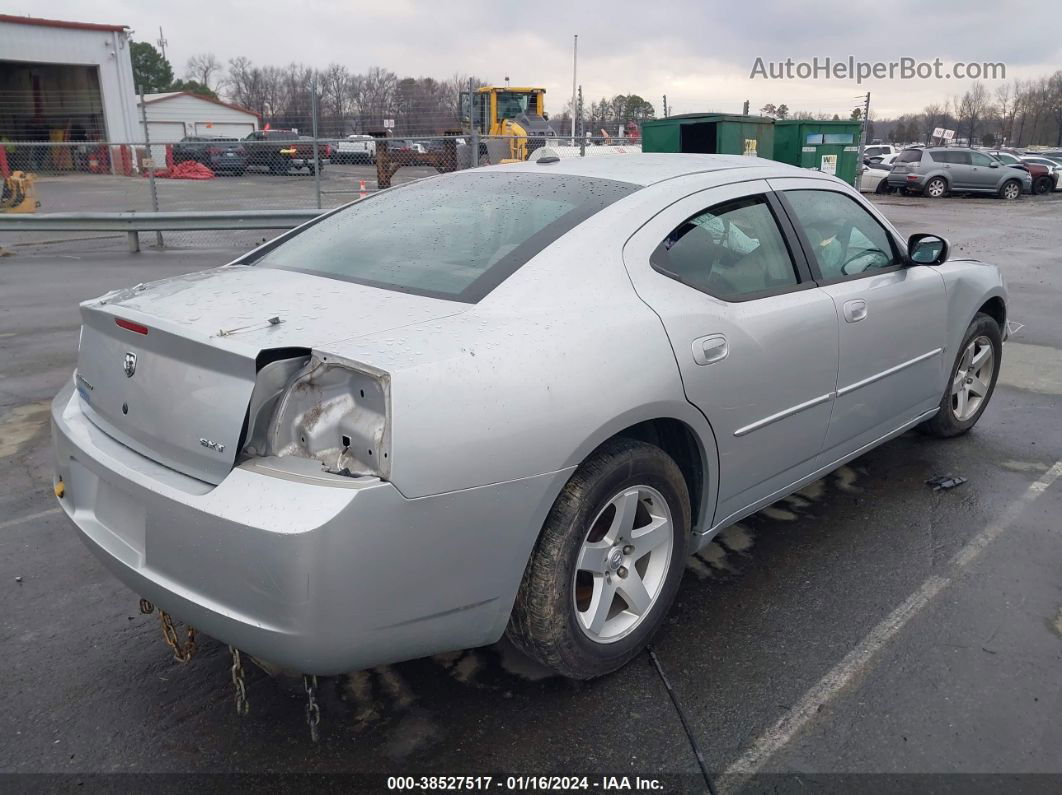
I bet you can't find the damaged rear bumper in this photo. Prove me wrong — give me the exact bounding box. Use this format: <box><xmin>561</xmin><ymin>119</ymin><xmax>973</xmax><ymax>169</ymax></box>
<box><xmin>51</xmin><ymin>381</ymin><xmax>570</xmax><ymax>675</ymax></box>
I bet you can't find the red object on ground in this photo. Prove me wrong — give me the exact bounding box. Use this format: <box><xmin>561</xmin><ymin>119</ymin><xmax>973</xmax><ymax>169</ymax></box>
<box><xmin>0</xmin><ymin>146</ymin><xmax>9</xmax><ymax>179</ymax></box>
<box><xmin>151</xmin><ymin>161</ymin><xmax>215</xmax><ymax>179</ymax></box>
<box><xmin>165</xmin><ymin>144</ymin><xmax>174</xmax><ymax>170</ymax></box>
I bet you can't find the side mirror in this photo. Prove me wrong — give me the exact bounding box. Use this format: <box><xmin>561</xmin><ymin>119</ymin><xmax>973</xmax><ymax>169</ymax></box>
<box><xmin>989</xmin><ymin>162</ymin><xmax>999</xmax><ymax>168</ymax></box>
<box><xmin>908</xmin><ymin>233</ymin><xmax>949</xmax><ymax>266</ymax></box>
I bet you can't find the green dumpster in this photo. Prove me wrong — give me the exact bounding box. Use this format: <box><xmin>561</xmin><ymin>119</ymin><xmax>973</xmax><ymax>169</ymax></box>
<box><xmin>774</xmin><ymin>119</ymin><xmax>862</xmax><ymax>185</ymax></box>
<box><xmin>641</xmin><ymin>113</ymin><xmax>775</xmax><ymax>159</ymax></box>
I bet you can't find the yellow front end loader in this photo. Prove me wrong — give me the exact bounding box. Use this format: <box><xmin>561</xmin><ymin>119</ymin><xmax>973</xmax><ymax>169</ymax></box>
<box><xmin>462</xmin><ymin>86</ymin><xmax>557</xmax><ymax>163</ymax></box>
<box><xmin>1</xmin><ymin>171</ymin><xmax>39</xmax><ymax>214</ymax></box>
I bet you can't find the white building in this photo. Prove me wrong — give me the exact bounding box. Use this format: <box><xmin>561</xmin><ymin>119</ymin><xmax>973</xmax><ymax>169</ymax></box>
<box><xmin>138</xmin><ymin>92</ymin><xmax>260</xmax><ymax>148</ymax></box>
<box><xmin>0</xmin><ymin>13</ymin><xmax>139</xmax><ymax>143</ymax></box>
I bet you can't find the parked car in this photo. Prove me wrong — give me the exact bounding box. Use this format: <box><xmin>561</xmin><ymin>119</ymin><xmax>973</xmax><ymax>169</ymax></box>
<box><xmin>858</xmin><ymin>162</ymin><xmax>893</xmax><ymax>194</ymax></box>
<box><xmin>242</xmin><ymin>130</ymin><xmax>325</xmax><ymax>175</ymax></box>
<box><xmin>887</xmin><ymin>147</ymin><xmax>1031</xmax><ymax>199</ymax></box>
<box><xmin>986</xmin><ymin>151</ymin><xmax>1054</xmax><ymax>195</ymax></box>
<box><xmin>53</xmin><ymin>154</ymin><xmax>1007</xmax><ymax>679</ymax></box>
<box><xmin>334</xmin><ymin>134</ymin><xmax>376</xmax><ymax>164</ymax></box>
<box><xmin>1019</xmin><ymin>155</ymin><xmax>1062</xmax><ymax>192</ymax></box>
<box><xmin>170</xmin><ymin>136</ymin><xmax>247</xmax><ymax>175</ymax></box>
<box><xmin>862</xmin><ymin>144</ymin><xmax>898</xmax><ymax>163</ymax></box>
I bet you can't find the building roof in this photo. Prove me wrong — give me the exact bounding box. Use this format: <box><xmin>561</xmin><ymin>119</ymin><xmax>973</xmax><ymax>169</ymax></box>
<box><xmin>139</xmin><ymin>92</ymin><xmax>261</xmax><ymax>118</ymax></box>
<box><xmin>0</xmin><ymin>14</ymin><xmax>128</xmax><ymax>33</ymax></box>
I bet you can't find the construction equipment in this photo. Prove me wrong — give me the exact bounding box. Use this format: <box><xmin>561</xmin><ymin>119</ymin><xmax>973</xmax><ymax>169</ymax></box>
<box><xmin>1</xmin><ymin>171</ymin><xmax>39</xmax><ymax>213</ymax></box>
<box><xmin>462</xmin><ymin>86</ymin><xmax>556</xmax><ymax>163</ymax></box>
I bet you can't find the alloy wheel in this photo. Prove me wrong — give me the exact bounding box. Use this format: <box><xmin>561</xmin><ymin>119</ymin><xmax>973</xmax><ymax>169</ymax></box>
<box><xmin>572</xmin><ymin>485</ymin><xmax>674</xmax><ymax>643</ymax></box>
<box><xmin>926</xmin><ymin>178</ymin><xmax>946</xmax><ymax>198</ymax></box>
<box><xmin>951</xmin><ymin>335</ymin><xmax>995</xmax><ymax>421</ymax></box>
<box><xmin>1003</xmin><ymin>182</ymin><xmax>1020</xmax><ymax>200</ymax></box>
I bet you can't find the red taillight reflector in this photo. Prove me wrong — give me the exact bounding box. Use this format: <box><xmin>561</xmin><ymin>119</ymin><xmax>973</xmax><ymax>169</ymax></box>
<box><xmin>115</xmin><ymin>317</ymin><xmax>149</xmax><ymax>335</ymax></box>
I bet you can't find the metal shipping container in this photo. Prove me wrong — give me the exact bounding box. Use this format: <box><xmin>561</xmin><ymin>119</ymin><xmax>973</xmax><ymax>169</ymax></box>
<box><xmin>773</xmin><ymin>119</ymin><xmax>863</xmax><ymax>185</ymax></box>
<box><xmin>640</xmin><ymin>113</ymin><xmax>775</xmax><ymax>159</ymax></box>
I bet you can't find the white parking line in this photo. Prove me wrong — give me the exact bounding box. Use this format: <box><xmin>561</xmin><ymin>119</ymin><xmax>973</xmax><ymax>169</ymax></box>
<box><xmin>0</xmin><ymin>507</ymin><xmax>61</xmax><ymax>531</ymax></box>
<box><xmin>720</xmin><ymin>459</ymin><xmax>1062</xmax><ymax>787</ymax></box>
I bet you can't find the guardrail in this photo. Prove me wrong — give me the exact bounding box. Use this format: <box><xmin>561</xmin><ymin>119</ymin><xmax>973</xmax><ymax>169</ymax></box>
<box><xmin>0</xmin><ymin>209</ymin><xmax>325</xmax><ymax>252</ymax></box>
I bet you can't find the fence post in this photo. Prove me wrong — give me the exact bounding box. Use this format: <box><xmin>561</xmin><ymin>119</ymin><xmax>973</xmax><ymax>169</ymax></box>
<box><xmin>469</xmin><ymin>77</ymin><xmax>479</xmax><ymax>168</ymax></box>
<box><xmin>578</xmin><ymin>86</ymin><xmax>586</xmax><ymax>157</ymax></box>
<box><xmin>311</xmin><ymin>74</ymin><xmax>322</xmax><ymax>210</ymax></box>
<box><xmin>138</xmin><ymin>87</ymin><xmax>163</xmax><ymax>248</ymax></box>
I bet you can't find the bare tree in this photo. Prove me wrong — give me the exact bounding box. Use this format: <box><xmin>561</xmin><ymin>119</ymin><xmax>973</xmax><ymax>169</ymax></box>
<box><xmin>186</xmin><ymin>53</ymin><xmax>222</xmax><ymax>92</ymax></box>
<box><xmin>994</xmin><ymin>82</ymin><xmax>1013</xmax><ymax>144</ymax></box>
<box><xmin>957</xmin><ymin>82</ymin><xmax>991</xmax><ymax>144</ymax></box>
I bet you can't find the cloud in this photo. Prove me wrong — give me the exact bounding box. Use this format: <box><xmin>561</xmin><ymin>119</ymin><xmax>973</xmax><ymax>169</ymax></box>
<box><xmin>6</xmin><ymin>0</ymin><xmax>1058</xmax><ymax>118</ymax></box>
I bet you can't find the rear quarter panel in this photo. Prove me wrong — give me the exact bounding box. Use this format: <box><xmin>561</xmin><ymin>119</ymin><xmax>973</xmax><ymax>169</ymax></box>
<box><xmin>321</xmin><ymin>198</ymin><xmax>719</xmax><ymax>516</ymax></box>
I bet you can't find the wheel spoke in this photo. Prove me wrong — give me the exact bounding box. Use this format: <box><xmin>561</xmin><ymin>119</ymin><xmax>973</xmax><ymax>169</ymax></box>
<box><xmin>608</xmin><ymin>489</ymin><xmax>641</xmax><ymax>542</ymax></box>
<box><xmin>967</xmin><ymin>375</ymin><xmax>990</xmax><ymax>398</ymax></box>
<box><xmin>583</xmin><ymin>576</ymin><xmax>616</xmax><ymax>634</ymax></box>
<box><xmin>631</xmin><ymin>515</ymin><xmax>671</xmax><ymax>558</ymax></box>
<box><xmin>954</xmin><ymin>386</ymin><xmax>968</xmax><ymax>418</ymax></box>
<box><xmin>952</xmin><ymin>371</ymin><xmax>966</xmax><ymax>395</ymax></box>
<box><xmin>971</xmin><ymin>345</ymin><xmax>992</xmax><ymax>371</ymax></box>
<box><xmin>615</xmin><ymin>571</ymin><xmax>652</xmax><ymax>616</ymax></box>
<box><xmin>576</xmin><ymin>542</ymin><xmax>611</xmax><ymax>575</ymax></box>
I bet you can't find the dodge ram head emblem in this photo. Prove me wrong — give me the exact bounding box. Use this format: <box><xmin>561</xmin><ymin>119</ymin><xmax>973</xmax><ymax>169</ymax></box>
<box><xmin>123</xmin><ymin>352</ymin><xmax>137</xmax><ymax>378</ymax></box>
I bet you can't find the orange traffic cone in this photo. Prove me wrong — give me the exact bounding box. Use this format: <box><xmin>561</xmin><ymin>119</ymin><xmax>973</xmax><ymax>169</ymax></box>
<box><xmin>359</xmin><ymin>179</ymin><xmax>367</xmax><ymax>198</ymax></box>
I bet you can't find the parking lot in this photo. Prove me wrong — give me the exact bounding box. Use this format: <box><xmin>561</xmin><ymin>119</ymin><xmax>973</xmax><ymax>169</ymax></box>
<box><xmin>2</xmin><ymin>192</ymin><xmax>1061</xmax><ymax>790</ymax></box>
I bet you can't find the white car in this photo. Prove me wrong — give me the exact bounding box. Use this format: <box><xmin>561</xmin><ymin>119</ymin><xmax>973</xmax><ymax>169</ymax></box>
<box><xmin>862</xmin><ymin>144</ymin><xmax>898</xmax><ymax>163</ymax></box>
<box><xmin>1020</xmin><ymin>156</ymin><xmax>1062</xmax><ymax>191</ymax></box>
<box><xmin>858</xmin><ymin>163</ymin><xmax>893</xmax><ymax>194</ymax></box>
<box><xmin>335</xmin><ymin>135</ymin><xmax>376</xmax><ymax>164</ymax></box>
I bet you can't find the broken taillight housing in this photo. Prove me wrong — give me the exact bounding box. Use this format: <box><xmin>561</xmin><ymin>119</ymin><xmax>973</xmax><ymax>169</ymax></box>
<box><xmin>244</xmin><ymin>352</ymin><xmax>390</xmax><ymax>479</ymax></box>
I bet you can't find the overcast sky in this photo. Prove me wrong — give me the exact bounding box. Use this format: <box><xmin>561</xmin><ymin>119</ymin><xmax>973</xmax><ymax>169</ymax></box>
<box><xmin>9</xmin><ymin>1</ymin><xmax>1058</xmax><ymax>118</ymax></box>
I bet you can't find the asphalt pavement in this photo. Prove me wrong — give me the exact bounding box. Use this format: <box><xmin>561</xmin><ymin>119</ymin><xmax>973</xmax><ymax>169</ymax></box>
<box><xmin>1</xmin><ymin>193</ymin><xmax>1061</xmax><ymax>791</ymax></box>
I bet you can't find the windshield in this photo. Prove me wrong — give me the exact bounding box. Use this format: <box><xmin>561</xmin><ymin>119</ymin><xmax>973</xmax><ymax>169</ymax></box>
<box><xmin>252</xmin><ymin>172</ymin><xmax>637</xmax><ymax>302</ymax></box>
<box><xmin>497</xmin><ymin>92</ymin><xmax>533</xmax><ymax>120</ymax></box>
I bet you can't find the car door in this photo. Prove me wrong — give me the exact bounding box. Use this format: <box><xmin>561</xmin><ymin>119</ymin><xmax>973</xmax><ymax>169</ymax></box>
<box><xmin>969</xmin><ymin>150</ymin><xmax>1002</xmax><ymax>190</ymax></box>
<box><xmin>771</xmin><ymin>178</ymin><xmax>947</xmax><ymax>463</ymax></box>
<box><xmin>622</xmin><ymin>179</ymin><xmax>839</xmax><ymax>526</ymax></box>
<box><xmin>936</xmin><ymin>150</ymin><xmax>971</xmax><ymax>189</ymax></box>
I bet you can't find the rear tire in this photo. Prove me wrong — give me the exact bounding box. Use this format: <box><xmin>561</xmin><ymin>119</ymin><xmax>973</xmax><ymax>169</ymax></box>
<box><xmin>506</xmin><ymin>438</ymin><xmax>690</xmax><ymax>679</ymax></box>
<box><xmin>999</xmin><ymin>179</ymin><xmax>1021</xmax><ymax>200</ymax></box>
<box><xmin>919</xmin><ymin>313</ymin><xmax>1002</xmax><ymax>438</ymax></box>
<box><xmin>923</xmin><ymin>176</ymin><xmax>947</xmax><ymax>198</ymax></box>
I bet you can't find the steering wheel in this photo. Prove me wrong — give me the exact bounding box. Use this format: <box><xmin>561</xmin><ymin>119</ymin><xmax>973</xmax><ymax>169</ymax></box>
<box><xmin>840</xmin><ymin>248</ymin><xmax>888</xmax><ymax>275</ymax></box>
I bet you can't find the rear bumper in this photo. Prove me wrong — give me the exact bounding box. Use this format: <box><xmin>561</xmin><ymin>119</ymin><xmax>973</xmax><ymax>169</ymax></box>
<box><xmin>51</xmin><ymin>381</ymin><xmax>569</xmax><ymax>674</ymax></box>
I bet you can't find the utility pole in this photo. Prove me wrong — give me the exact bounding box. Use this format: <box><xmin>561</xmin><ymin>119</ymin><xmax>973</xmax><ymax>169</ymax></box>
<box><xmin>854</xmin><ymin>91</ymin><xmax>871</xmax><ymax>191</ymax></box>
<box><xmin>571</xmin><ymin>34</ymin><xmax>578</xmax><ymax>141</ymax></box>
<box><xmin>742</xmin><ymin>99</ymin><xmax>750</xmax><ymax>115</ymax></box>
<box><xmin>662</xmin><ymin>95</ymin><xmax>668</xmax><ymax>118</ymax></box>
<box><xmin>156</xmin><ymin>26</ymin><xmax>168</xmax><ymax>60</ymax></box>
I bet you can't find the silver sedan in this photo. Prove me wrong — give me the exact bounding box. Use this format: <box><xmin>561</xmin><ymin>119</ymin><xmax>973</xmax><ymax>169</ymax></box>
<box><xmin>52</xmin><ymin>154</ymin><xmax>1007</xmax><ymax>679</ymax></box>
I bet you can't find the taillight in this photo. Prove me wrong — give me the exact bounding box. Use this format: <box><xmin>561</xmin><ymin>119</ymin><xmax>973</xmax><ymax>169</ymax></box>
<box><xmin>115</xmin><ymin>317</ymin><xmax>149</xmax><ymax>334</ymax></box>
<box><xmin>207</xmin><ymin>146</ymin><xmax>222</xmax><ymax>156</ymax></box>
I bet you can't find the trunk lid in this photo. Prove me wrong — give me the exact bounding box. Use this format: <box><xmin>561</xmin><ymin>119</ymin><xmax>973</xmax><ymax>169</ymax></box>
<box><xmin>75</xmin><ymin>265</ymin><xmax>465</xmax><ymax>484</ymax></box>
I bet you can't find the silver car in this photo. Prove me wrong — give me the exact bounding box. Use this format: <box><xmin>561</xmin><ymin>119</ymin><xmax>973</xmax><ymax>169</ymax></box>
<box><xmin>887</xmin><ymin>146</ymin><xmax>1031</xmax><ymax>199</ymax></box>
<box><xmin>53</xmin><ymin>154</ymin><xmax>1007</xmax><ymax>679</ymax></box>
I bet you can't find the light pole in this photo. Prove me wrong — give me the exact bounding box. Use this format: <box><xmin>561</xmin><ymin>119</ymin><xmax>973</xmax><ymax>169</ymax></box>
<box><xmin>571</xmin><ymin>35</ymin><xmax>578</xmax><ymax>141</ymax></box>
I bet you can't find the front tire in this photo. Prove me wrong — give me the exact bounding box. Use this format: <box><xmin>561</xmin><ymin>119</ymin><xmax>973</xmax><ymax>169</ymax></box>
<box><xmin>1032</xmin><ymin>176</ymin><xmax>1052</xmax><ymax>195</ymax></box>
<box><xmin>919</xmin><ymin>312</ymin><xmax>1002</xmax><ymax>438</ymax></box>
<box><xmin>999</xmin><ymin>179</ymin><xmax>1022</xmax><ymax>200</ymax></box>
<box><xmin>506</xmin><ymin>438</ymin><xmax>690</xmax><ymax>679</ymax></box>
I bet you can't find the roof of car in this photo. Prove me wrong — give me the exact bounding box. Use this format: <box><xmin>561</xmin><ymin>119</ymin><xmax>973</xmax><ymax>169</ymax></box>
<box><xmin>492</xmin><ymin>152</ymin><xmax>815</xmax><ymax>186</ymax></box>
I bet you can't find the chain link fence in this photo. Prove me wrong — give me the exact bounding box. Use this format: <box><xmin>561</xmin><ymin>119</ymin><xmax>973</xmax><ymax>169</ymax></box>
<box><xmin>1</xmin><ymin>131</ymin><xmax>642</xmax><ymax>250</ymax></box>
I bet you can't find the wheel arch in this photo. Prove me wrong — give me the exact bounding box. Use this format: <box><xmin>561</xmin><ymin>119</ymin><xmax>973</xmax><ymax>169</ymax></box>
<box><xmin>561</xmin><ymin>405</ymin><xmax>720</xmax><ymax>536</ymax></box>
<box><xmin>978</xmin><ymin>295</ymin><xmax>1006</xmax><ymax>331</ymax></box>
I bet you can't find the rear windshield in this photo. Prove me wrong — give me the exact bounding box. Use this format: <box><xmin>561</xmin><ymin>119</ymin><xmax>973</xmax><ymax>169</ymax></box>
<box><xmin>895</xmin><ymin>150</ymin><xmax>923</xmax><ymax>163</ymax></box>
<box><xmin>252</xmin><ymin>171</ymin><xmax>638</xmax><ymax>302</ymax></box>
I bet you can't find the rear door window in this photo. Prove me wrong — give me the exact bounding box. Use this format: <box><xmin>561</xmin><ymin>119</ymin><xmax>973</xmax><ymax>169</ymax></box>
<box><xmin>650</xmin><ymin>195</ymin><xmax>800</xmax><ymax>301</ymax></box>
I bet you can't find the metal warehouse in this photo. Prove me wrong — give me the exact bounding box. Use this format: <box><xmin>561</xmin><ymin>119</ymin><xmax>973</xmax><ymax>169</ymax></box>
<box><xmin>0</xmin><ymin>14</ymin><xmax>139</xmax><ymax>145</ymax></box>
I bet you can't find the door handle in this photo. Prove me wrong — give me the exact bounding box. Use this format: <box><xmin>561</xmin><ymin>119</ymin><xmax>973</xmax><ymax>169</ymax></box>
<box><xmin>692</xmin><ymin>334</ymin><xmax>728</xmax><ymax>365</ymax></box>
<box><xmin>843</xmin><ymin>299</ymin><xmax>867</xmax><ymax>323</ymax></box>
